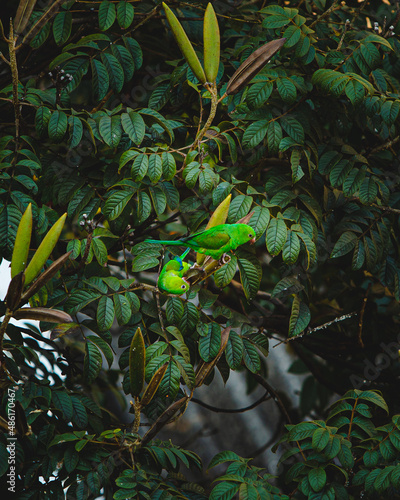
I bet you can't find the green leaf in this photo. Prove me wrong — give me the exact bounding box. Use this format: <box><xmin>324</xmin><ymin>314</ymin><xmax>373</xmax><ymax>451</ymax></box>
<box><xmin>131</xmin><ymin>255</ymin><xmax>159</xmax><ymax>272</ymax></box>
<box><xmin>137</xmin><ymin>190</ymin><xmax>152</xmax><ymax>222</ymax></box>
<box><xmin>359</xmin><ymin>177</ymin><xmax>378</xmax><ymax>204</ymax></box>
<box><xmin>291</xmin><ymin>149</ymin><xmax>304</xmax><ymax>183</ymax></box>
<box><xmin>209</xmin><ymin>482</ymin><xmax>240</xmax><ymax>500</ymax></box>
<box><xmin>174</xmin><ymin>355</ymin><xmax>195</xmax><ymax>389</ymax></box>
<box><xmin>113</xmin><ymin>294</ymin><xmax>132</xmax><ymax>325</ymax></box>
<box><xmin>267</xmin><ymin>120</ymin><xmax>283</xmax><ymax>154</ymax></box>
<box><xmin>131</xmin><ymin>154</ymin><xmax>149</xmax><ymax>181</ymax></box>
<box><xmin>121</xmin><ymin>111</ymin><xmax>145</xmax><ymax>146</ymax></box>
<box><xmin>331</xmin><ymin>232</ymin><xmax>358</xmax><ymax>259</ymax></box>
<box><xmin>262</xmin><ymin>14</ymin><xmax>291</xmax><ymax>29</ymax></box>
<box><xmin>96</xmin><ymin>295</ymin><xmax>115</xmax><ymax>331</ymax></box>
<box><xmin>35</xmin><ymin>106</ymin><xmax>51</xmax><ymax>136</ymax></box>
<box><xmin>238</xmin><ymin>256</ymin><xmax>261</xmax><ymax>300</ymax></box>
<box><xmin>242</xmin><ymin>120</ymin><xmax>269</xmax><ymax>149</ymax></box>
<box><xmin>239</xmin><ymin>483</ymin><xmax>259</xmax><ymax>500</ymax></box>
<box><xmin>111</xmin><ymin>44</ymin><xmax>135</xmax><ymax>81</ymax></box>
<box><xmin>179</xmin><ymin>302</ymin><xmax>199</xmax><ymax>335</ymax></box>
<box><xmin>48</xmin><ymin>110</ymin><xmax>68</xmax><ymax>142</ymax></box>
<box><xmin>358</xmin><ymin>390</ymin><xmax>389</xmax><ymax>413</ymax></box>
<box><xmin>52</xmin><ymin>391</ymin><xmax>73</xmax><ymax>421</ymax></box>
<box><xmin>344</xmin><ymin>78</ymin><xmax>364</xmax><ymax>105</ymax></box>
<box><xmin>381</xmin><ymin>100</ymin><xmax>400</xmax><ymax>125</ymax></box>
<box><xmin>282</xmin><ymin>230</ymin><xmax>301</xmax><ymax>264</ymax></box>
<box><xmin>104</xmin><ymin>190</ymin><xmax>134</xmax><ymax>220</ymax></box>
<box><xmin>208</xmin><ymin>450</ymin><xmax>242</xmax><ymax>469</ymax></box>
<box><xmin>228</xmin><ymin>195</ymin><xmax>253</xmax><ymax>223</ymax></box>
<box><xmin>283</xmin><ymin>25</ymin><xmax>302</xmax><ymax>47</ymax></box>
<box><xmin>99</xmin><ymin>115</ymin><xmax>122</xmax><ymax>148</ymax></box>
<box><xmin>148</xmin><ymin>83</ymin><xmax>171</xmax><ymax>111</ymax></box>
<box><xmin>277</xmin><ymin>77</ymin><xmax>297</xmax><ymax>103</ymax></box>
<box><xmin>248</xmin><ymin>206</ymin><xmax>270</xmax><ymax>239</ymax></box>
<box><xmin>101</xmin><ymin>53</ymin><xmax>124</xmax><ymax>92</ymax></box>
<box><xmin>281</xmin><ymin>116</ymin><xmax>304</xmax><ymax>143</ymax></box>
<box><xmin>266</xmin><ymin>217</ymin><xmax>287</xmax><ymax>255</ymax></box>
<box><xmin>199</xmin><ymin>323</ymin><xmax>221</xmax><ymax>362</ymax></box>
<box><xmin>65</xmin><ymin>290</ymin><xmax>101</xmax><ymax>314</ymax></box>
<box><xmin>149</xmin><ymin>186</ymin><xmax>167</xmax><ymax>216</ymax></box>
<box><xmin>68</xmin><ymin>116</ymin><xmax>83</xmax><ymax>148</ymax></box>
<box><xmin>161</xmin><ymin>152</ymin><xmax>176</xmax><ymax>180</ymax></box>
<box><xmin>166</xmin><ymin>297</ymin><xmax>184</xmax><ymax>324</ymax></box>
<box><xmin>272</xmin><ymin>276</ymin><xmax>303</xmax><ymax>298</ymax></box>
<box><xmin>123</xmin><ymin>36</ymin><xmax>143</xmax><ymax>70</ymax></box>
<box><xmin>214</xmin><ymin>255</ymin><xmax>238</xmax><ymax>288</ymax></box>
<box><xmin>242</xmin><ymin>339</ymin><xmax>261</xmax><ymax>373</ymax></box>
<box><xmin>71</xmin><ymin>396</ymin><xmax>88</xmax><ymax>429</ymax></box>
<box><xmin>117</xmin><ymin>1</ymin><xmax>134</xmax><ymax>29</ymax></box>
<box><xmin>83</xmin><ymin>341</ymin><xmax>102</xmax><ymax>383</ymax></box>
<box><xmin>308</xmin><ymin>468</ymin><xmax>326</xmax><ymax>492</ymax></box>
<box><xmin>246</xmin><ymin>81</ymin><xmax>273</xmax><ymax>109</ymax></box>
<box><xmin>98</xmin><ymin>1</ymin><xmax>116</xmax><ymax>30</ymax></box>
<box><xmin>53</xmin><ymin>11</ymin><xmax>72</xmax><ymax>45</ymax></box>
<box><xmin>87</xmin><ymin>335</ymin><xmax>113</xmax><ymax>367</ymax></box>
<box><xmin>148</xmin><ymin>154</ymin><xmax>162</xmax><ymax>183</ymax></box>
<box><xmin>158</xmin><ymin>361</ymin><xmax>181</xmax><ymax>400</ymax></box>
<box><xmin>289</xmin><ymin>296</ymin><xmax>310</xmax><ymax>337</ymax></box>
<box><xmin>92</xmin><ymin>237</ymin><xmax>108</xmax><ymax>265</ymax></box>
<box><xmin>312</xmin><ymin>428</ymin><xmax>330</xmax><ymax>452</ymax></box>
<box><xmin>91</xmin><ymin>59</ymin><xmax>110</xmax><ymax>101</ymax></box>
<box><xmin>225</xmin><ymin>331</ymin><xmax>244</xmax><ymax>370</ymax></box>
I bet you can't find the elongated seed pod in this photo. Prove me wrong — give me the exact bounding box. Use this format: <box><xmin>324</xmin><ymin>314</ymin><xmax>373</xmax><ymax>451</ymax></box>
<box><xmin>12</xmin><ymin>307</ymin><xmax>73</xmax><ymax>323</ymax></box>
<box><xmin>129</xmin><ymin>327</ymin><xmax>145</xmax><ymax>397</ymax></box>
<box><xmin>226</xmin><ymin>38</ymin><xmax>286</xmax><ymax>95</ymax></box>
<box><xmin>5</xmin><ymin>272</ymin><xmax>25</xmax><ymax>311</ymax></box>
<box><xmin>196</xmin><ymin>193</ymin><xmax>231</xmax><ymax>265</ymax></box>
<box><xmin>162</xmin><ymin>2</ymin><xmax>207</xmax><ymax>84</ymax></box>
<box><xmin>203</xmin><ymin>3</ymin><xmax>220</xmax><ymax>82</ymax></box>
<box><xmin>11</xmin><ymin>203</ymin><xmax>32</xmax><ymax>278</ymax></box>
<box><xmin>141</xmin><ymin>363</ymin><xmax>168</xmax><ymax>407</ymax></box>
<box><xmin>24</xmin><ymin>213</ymin><xmax>67</xmax><ymax>286</ymax></box>
<box><xmin>21</xmin><ymin>251</ymin><xmax>72</xmax><ymax>304</ymax></box>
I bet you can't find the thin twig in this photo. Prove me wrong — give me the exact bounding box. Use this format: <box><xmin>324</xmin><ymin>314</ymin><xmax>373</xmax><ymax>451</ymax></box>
<box><xmin>358</xmin><ymin>284</ymin><xmax>371</xmax><ymax>348</ymax></box>
<box><xmin>191</xmin><ymin>391</ymin><xmax>270</xmax><ymax>413</ymax></box>
<box><xmin>250</xmin><ymin>373</ymin><xmax>292</xmax><ymax>424</ymax></box>
<box><xmin>309</xmin><ymin>0</ymin><xmax>340</xmax><ymax>29</ymax></box>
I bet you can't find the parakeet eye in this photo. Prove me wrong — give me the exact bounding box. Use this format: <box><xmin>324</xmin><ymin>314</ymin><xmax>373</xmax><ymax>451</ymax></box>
<box><xmin>181</xmin><ymin>284</ymin><xmax>186</xmax><ymax>289</ymax></box>
<box><xmin>249</xmin><ymin>234</ymin><xmax>253</xmax><ymax>238</ymax></box>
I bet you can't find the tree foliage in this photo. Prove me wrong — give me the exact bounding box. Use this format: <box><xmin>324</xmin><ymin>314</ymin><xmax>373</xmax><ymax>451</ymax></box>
<box><xmin>1</xmin><ymin>0</ymin><xmax>400</xmax><ymax>498</ymax></box>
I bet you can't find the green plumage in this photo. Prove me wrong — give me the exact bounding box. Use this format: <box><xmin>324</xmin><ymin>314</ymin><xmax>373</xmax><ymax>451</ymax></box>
<box><xmin>158</xmin><ymin>255</ymin><xmax>191</xmax><ymax>295</ymax></box>
<box><xmin>147</xmin><ymin>224</ymin><xmax>256</xmax><ymax>260</ymax></box>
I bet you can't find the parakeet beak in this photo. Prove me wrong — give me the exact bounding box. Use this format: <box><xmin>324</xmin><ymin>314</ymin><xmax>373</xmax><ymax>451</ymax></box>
<box><xmin>250</xmin><ymin>237</ymin><xmax>256</xmax><ymax>245</ymax></box>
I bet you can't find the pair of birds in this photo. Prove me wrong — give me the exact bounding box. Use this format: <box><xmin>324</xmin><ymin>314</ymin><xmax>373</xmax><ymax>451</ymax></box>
<box><xmin>146</xmin><ymin>223</ymin><xmax>256</xmax><ymax>295</ymax></box>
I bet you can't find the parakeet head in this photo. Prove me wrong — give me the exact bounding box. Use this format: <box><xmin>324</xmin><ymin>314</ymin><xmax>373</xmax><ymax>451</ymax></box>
<box><xmin>159</xmin><ymin>275</ymin><xmax>190</xmax><ymax>295</ymax></box>
<box><xmin>237</xmin><ymin>224</ymin><xmax>256</xmax><ymax>245</ymax></box>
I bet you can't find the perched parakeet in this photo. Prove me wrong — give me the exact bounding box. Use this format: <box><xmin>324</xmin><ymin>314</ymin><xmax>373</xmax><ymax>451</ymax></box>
<box><xmin>157</xmin><ymin>254</ymin><xmax>191</xmax><ymax>295</ymax></box>
<box><xmin>147</xmin><ymin>224</ymin><xmax>256</xmax><ymax>260</ymax></box>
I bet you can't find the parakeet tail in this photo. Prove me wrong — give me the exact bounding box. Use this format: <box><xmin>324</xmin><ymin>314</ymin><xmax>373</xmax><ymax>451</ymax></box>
<box><xmin>145</xmin><ymin>239</ymin><xmax>183</xmax><ymax>246</ymax></box>
<box><xmin>180</xmin><ymin>248</ymin><xmax>191</xmax><ymax>259</ymax></box>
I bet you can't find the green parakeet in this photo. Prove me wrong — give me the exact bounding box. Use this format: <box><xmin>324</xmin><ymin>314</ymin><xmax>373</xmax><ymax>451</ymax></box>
<box><xmin>146</xmin><ymin>224</ymin><xmax>256</xmax><ymax>260</ymax></box>
<box><xmin>157</xmin><ymin>253</ymin><xmax>191</xmax><ymax>295</ymax></box>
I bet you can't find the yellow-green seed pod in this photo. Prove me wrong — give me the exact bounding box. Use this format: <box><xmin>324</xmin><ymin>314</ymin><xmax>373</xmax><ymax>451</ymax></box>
<box><xmin>197</xmin><ymin>193</ymin><xmax>231</xmax><ymax>265</ymax></box>
<box><xmin>24</xmin><ymin>213</ymin><xmax>67</xmax><ymax>286</ymax></box>
<box><xmin>11</xmin><ymin>203</ymin><xmax>32</xmax><ymax>278</ymax></box>
<box><xmin>203</xmin><ymin>3</ymin><xmax>220</xmax><ymax>83</ymax></box>
<box><xmin>162</xmin><ymin>2</ymin><xmax>207</xmax><ymax>84</ymax></box>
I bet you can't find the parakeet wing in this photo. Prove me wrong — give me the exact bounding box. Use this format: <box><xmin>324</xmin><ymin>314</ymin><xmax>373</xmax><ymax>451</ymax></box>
<box><xmin>191</xmin><ymin>229</ymin><xmax>231</xmax><ymax>249</ymax></box>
